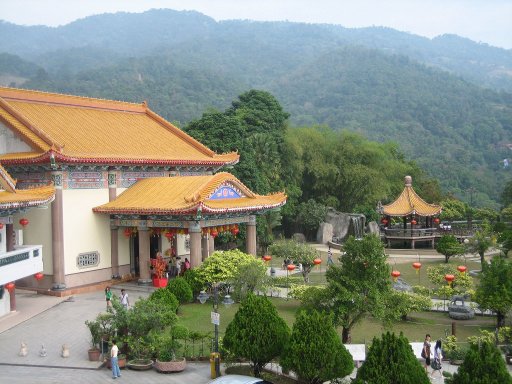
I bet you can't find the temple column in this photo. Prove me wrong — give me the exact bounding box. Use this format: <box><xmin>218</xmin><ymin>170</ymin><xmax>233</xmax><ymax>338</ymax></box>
<box><xmin>9</xmin><ymin>287</ymin><xmax>15</xmax><ymax>312</ymax></box>
<box><xmin>51</xmin><ymin>172</ymin><xmax>66</xmax><ymax>290</ymax></box>
<box><xmin>201</xmin><ymin>234</ymin><xmax>209</xmax><ymax>261</ymax></box>
<box><xmin>209</xmin><ymin>235</ymin><xmax>215</xmax><ymax>256</ymax></box>
<box><xmin>6</xmin><ymin>223</ymin><xmax>14</xmax><ymax>252</ymax></box>
<box><xmin>108</xmin><ymin>170</ymin><xmax>120</xmax><ymax>278</ymax></box>
<box><xmin>246</xmin><ymin>215</ymin><xmax>257</xmax><ymax>256</ymax></box>
<box><xmin>189</xmin><ymin>221</ymin><xmax>202</xmax><ymax>268</ymax></box>
<box><xmin>137</xmin><ymin>226</ymin><xmax>151</xmax><ymax>285</ymax></box>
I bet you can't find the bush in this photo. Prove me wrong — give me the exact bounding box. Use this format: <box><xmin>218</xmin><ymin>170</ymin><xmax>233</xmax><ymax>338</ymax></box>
<box><xmin>182</xmin><ymin>269</ymin><xmax>204</xmax><ymax>296</ymax></box>
<box><xmin>281</xmin><ymin>310</ymin><xmax>353</xmax><ymax>384</ymax></box>
<box><xmin>167</xmin><ymin>277</ymin><xmax>193</xmax><ymax>304</ymax></box>
<box><xmin>446</xmin><ymin>342</ymin><xmax>512</xmax><ymax>384</ymax></box>
<box><xmin>149</xmin><ymin>287</ymin><xmax>179</xmax><ymax>312</ymax></box>
<box><xmin>355</xmin><ymin>332</ymin><xmax>429</xmax><ymax>384</ymax></box>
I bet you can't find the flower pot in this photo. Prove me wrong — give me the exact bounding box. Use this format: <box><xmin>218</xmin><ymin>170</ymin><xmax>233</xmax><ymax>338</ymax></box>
<box><xmin>152</xmin><ymin>277</ymin><xmax>168</xmax><ymax>288</ymax></box>
<box><xmin>154</xmin><ymin>358</ymin><xmax>187</xmax><ymax>373</ymax></box>
<box><xmin>88</xmin><ymin>348</ymin><xmax>101</xmax><ymax>361</ymax></box>
<box><xmin>127</xmin><ymin>359</ymin><xmax>154</xmax><ymax>371</ymax></box>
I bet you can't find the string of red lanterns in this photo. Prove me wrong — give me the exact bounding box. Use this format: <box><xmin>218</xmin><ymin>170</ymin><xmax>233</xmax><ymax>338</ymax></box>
<box><xmin>19</xmin><ymin>218</ymin><xmax>29</xmax><ymax>227</ymax></box>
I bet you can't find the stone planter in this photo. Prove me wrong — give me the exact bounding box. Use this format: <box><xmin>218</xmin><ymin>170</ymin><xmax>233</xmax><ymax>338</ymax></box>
<box><xmin>154</xmin><ymin>358</ymin><xmax>187</xmax><ymax>373</ymax></box>
<box><xmin>127</xmin><ymin>359</ymin><xmax>154</xmax><ymax>371</ymax></box>
<box><xmin>450</xmin><ymin>359</ymin><xmax>464</xmax><ymax>366</ymax></box>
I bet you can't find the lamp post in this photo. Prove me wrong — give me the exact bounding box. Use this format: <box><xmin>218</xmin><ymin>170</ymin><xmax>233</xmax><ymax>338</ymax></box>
<box><xmin>197</xmin><ymin>284</ymin><xmax>233</xmax><ymax>378</ymax></box>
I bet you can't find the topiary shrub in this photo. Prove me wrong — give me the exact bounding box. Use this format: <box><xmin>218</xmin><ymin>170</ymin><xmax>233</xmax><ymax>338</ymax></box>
<box><xmin>355</xmin><ymin>332</ymin><xmax>429</xmax><ymax>384</ymax></box>
<box><xmin>167</xmin><ymin>277</ymin><xmax>193</xmax><ymax>304</ymax></box>
<box><xmin>281</xmin><ymin>309</ymin><xmax>353</xmax><ymax>384</ymax></box>
<box><xmin>182</xmin><ymin>268</ymin><xmax>204</xmax><ymax>296</ymax></box>
<box><xmin>149</xmin><ymin>287</ymin><xmax>179</xmax><ymax>312</ymax></box>
<box><xmin>445</xmin><ymin>342</ymin><xmax>512</xmax><ymax>384</ymax></box>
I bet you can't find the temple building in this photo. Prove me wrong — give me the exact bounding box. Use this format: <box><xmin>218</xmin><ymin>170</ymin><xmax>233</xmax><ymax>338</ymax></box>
<box><xmin>0</xmin><ymin>86</ymin><xmax>286</xmax><ymax>312</ymax></box>
<box><xmin>378</xmin><ymin>176</ymin><xmax>442</xmax><ymax>249</ymax></box>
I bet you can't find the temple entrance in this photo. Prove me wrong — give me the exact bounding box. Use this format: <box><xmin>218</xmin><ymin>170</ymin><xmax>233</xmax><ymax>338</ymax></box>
<box><xmin>150</xmin><ymin>234</ymin><xmax>161</xmax><ymax>259</ymax></box>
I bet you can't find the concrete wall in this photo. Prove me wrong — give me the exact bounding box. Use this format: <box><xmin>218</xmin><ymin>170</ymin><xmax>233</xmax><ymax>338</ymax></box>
<box><xmin>0</xmin><ymin>121</ymin><xmax>32</xmax><ymax>154</ymax></box>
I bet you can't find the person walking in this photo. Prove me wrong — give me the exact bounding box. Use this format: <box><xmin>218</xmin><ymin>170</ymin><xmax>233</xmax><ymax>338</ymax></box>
<box><xmin>327</xmin><ymin>246</ymin><xmax>334</xmax><ymax>266</ymax></box>
<box><xmin>430</xmin><ymin>339</ymin><xmax>443</xmax><ymax>379</ymax></box>
<box><xmin>421</xmin><ymin>334</ymin><xmax>431</xmax><ymax>373</ymax></box>
<box><xmin>110</xmin><ymin>339</ymin><xmax>121</xmax><ymax>379</ymax></box>
<box><xmin>120</xmin><ymin>289</ymin><xmax>129</xmax><ymax>309</ymax></box>
<box><xmin>105</xmin><ymin>286</ymin><xmax>113</xmax><ymax>310</ymax></box>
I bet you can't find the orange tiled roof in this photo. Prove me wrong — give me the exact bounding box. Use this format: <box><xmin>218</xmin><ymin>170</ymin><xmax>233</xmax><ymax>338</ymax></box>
<box><xmin>0</xmin><ymin>164</ymin><xmax>16</xmax><ymax>193</ymax></box>
<box><xmin>0</xmin><ymin>87</ymin><xmax>239</xmax><ymax>166</ymax></box>
<box><xmin>93</xmin><ymin>172</ymin><xmax>286</xmax><ymax>215</ymax></box>
<box><xmin>382</xmin><ymin>176</ymin><xmax>442</xmax><ymax>217</ymax></box>
<box><xmin>0</xmin><ymin>184</ymin><xmax>55</xmax><ymax>210</ymax></box>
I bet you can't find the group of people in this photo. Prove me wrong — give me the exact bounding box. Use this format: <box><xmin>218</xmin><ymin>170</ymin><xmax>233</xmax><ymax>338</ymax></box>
<box><xmin>104</xmin><ymin>286</ymin><xmax>130</xmax><ymax>310</ymax></box>
<box><xmin>167</xmin><ymin>255</ymin><xmax>191</xmax><ymax>277</ymax></box>
<box><xmin>422</xmin><ymin>333</ymin><xmax>443</xmax><ymax>379</ymax></box>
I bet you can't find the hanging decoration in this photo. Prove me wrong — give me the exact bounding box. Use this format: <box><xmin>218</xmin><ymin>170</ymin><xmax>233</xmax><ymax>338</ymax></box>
<box><xmin>412</xmin><ymin>262</ymin><xmax>422</xmax><ymax>274</ymax></box>
<box><xmin>313</xmin><ymin>258</ymin><xmax>322</xmax><ymax>267</ymax></box>
<box><xmin>34</xmin><ymin>272</ymin><xmax>44</xmax><ymax>281</ymax></box>
<box><xmin>5</xmin><ymin>282</ymin><xmax>15</xmax><ymax>292</ymax></box>
<box><xmin>391</xmin><ymin>270</ymin><xmax>401</xmax><ymax>282</ymax></box>
<box><xmin>19</xmin><ymin>218</ymin><xmax>29</xmax><ymax>227</ymax></box>
<box><xmin>210</xmin><ymin>228</ymin><xmax>218</xmax><ymax>238</ymax></box>
<box><xmin>263</xmin><ymin>255</ymin><xmax>272</xmax><ymax>262</ymax></box>
<box><xmin>123</xmin><ymin>228</ymin><xmax>132</xmax><ymax>238</ymax></box>
<box><xmin>0</xmin><ymin>223</ymin><xmax>3</xmax><ymax>229</ymax></box>
<box><xmin>287</xmin><ymin>264</ymin><xmax>296</xmax><ymax>271</ymax></box>
<box><xmin>381</xmin><ymin>218</ymin><xmax>388</xmax><ymax>225</ymax></box>
<box><xmin>457</xmin><ymin>265</ymin><xmax>467</xmax><ymax>274</ymax></box>
<box><xmin>410</xmin><ymin>218</ymin><xmax>417</xmax><ymax>225</ymax></box>
<box><xmin>434</xmin><ymin>217</ymin><xmax>440</xmax><ymax>224</ymax></box>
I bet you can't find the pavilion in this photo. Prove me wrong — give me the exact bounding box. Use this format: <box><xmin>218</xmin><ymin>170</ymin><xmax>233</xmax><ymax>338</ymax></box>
<box><xmin>0</xmin><ymin>86</ymin><xmax>286</xmax><ymax>294</ymax></box>
<box><xmin>379</xmin><ymin>176</ymin><xmax>442</xmax><ymax>249</ymax></box>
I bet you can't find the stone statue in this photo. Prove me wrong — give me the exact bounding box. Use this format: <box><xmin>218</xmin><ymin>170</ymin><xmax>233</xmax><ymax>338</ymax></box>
<box><xmin>61</xmin><ymin>344</ymin><xmax>70</xmax><ymax>358</ymax></box>
<box><xmin>18</xmin><ymin>341</ymin><xmax>28</xmax><ymax>357</ymax></box>
<box><xmin>39</xmin><ymin>344</ymin><xmax>47</xmax><ymax>357</ymax></box>
<box><xmin>448</xmin><ymin>293</ymin><xmax>475</xmax><ymax>320</ymax></box>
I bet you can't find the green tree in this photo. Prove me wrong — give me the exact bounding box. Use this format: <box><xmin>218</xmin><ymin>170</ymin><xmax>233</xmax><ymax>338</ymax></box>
<box><xmin>355</xmin><ymin>332</ymin><xmax>429</xmax><ymax>384</ymax></box>
<box><xmin>446</xmin><ymin>342</ymin><xmax>512</xmax><ymax>384</ymax></box>
<box><xmin>167</xmin><ymin>277</ymin><xmax>193</xmax><ymax>305</ymax></box>
<box><xmin>223</xmin><ymin>293</ymin><xmax>289</xmax><ymax>377</ymax></box>
<box><xmin>381</xmin><ymin>291</ymin><xmax>432</xmax><ymax>322</ymax></box>
<box><xmin>466</xmin><ymin>221</ymin><xmax>496</xmax><ymax>268</ymax></box>
<box><xmin>195</xmin><ymin>249</ymin><xmax>266</xmax><ymax>292</ymax></box>
<box><xmin>501</xmin><ymin>180</ymin><xmax>512</xmax><ymax>208</ymax></box>
<box><xmin>498</xmin><ymin>230</ymin><xmax>512</xmax><ymax>257</ymax></box>
<box><xmin>296</xmin><ymin>199</ymin><xmax>328</xmax><ymax>240</ymax></box>
<box><xmin>436</xmin><ymin>234</ymin><xmax>465</xmax><ymax>263</ymax></box>
<box><xmin>306</xmin><ymin>235</ymin><xmax>391</xmax><ymax>343</ymax></box>
<box><xmin>269</xmin><ymin>240</ymin><xmax>319</xmax><ymax>283</ymax></box>
<box><xmin>475</xmin><ymin>257</ymin><xmax>512</xmax><ymax>328</ymax></box>
<box><xmin>280</xmin><ymin>310</ymin><xmax>353</xmax><ymax>384</ymax></box>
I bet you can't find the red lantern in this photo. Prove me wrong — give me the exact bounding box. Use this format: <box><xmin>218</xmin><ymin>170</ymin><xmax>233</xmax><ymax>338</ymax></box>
<box><xmin>391</xmin><ymin>270</ymin><xmax>401</xmax><ymax>282</ymax></box>
<box><xmin>0</xmin><ymin>223</ymin><xmax>3</xmax><ymax>229</ymax></box>
<box><xmin>457</xmin><ymin>265</ymin><xmax>467</xmax><ymax>274</ymax></box>
<box><xmin>210</xmin><ymin>229</ymin><xmax>218</xmax><ymax>238</ymax></box>
<box><xmin>5</xmin><ymin>282</ymin><xmax>15</xmax><ymax>292</ymax></box>
<box><xmin>123</xmin><ymin>228</ymin><xmax>132</xmax><ymax>238</ymax></box>
<box><xmin>434</xmin><ymin>217</ymin><xmax>440</xmax><ymax>224</ymax></box>
<box><xmin>313</xmin><ymin>258</ymin><xmax>322</xmax><ymax>265</ymax></box>
<box><xmin>287</xmin><ymin>264</ymin><xmax>296</xmax><ymax>271</ymax></box>
<box><xmin>165</xmin><ymin>231</ymin><xmax>173</xmax><ymax>241</ymax></box>
<box><xmin>19</xmin><ymin>218</ymin><xmax>29</xmax><ymax>227</ymax></box>
<box><xmin>410</xmin><ymin>219</ymin><xmax>417</xmax><ymax>225</ymax></box>
<box><xmin>381</xmin><ymin>218</ymin><xmax>388</xmax><ymax>225</ymax></box>
<box><xmin>445</xmin><ymin>274</ymin><xmax>455</xmax><ymax>286</ymax></box>
<box><xmin>34</xmin><ymin>272</ymin><xmax>44</xmax><ymax>281</ymax></box>
<box><xmin>231</xmin><ymin>226</ymin><xmax>240</xmax><ymax>236</ymax></box>
<box><xmin>412</xmin><ymin>262</ymin><xmax>422</xmax><ymax>274</ymax></box>
<box><xmin>263</xmin><ymin>255</ymin><xmax>272</xmax><ymax>262</ymax></box>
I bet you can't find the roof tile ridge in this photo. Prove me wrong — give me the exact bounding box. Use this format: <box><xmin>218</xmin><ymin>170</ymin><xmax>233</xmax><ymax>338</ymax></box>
<box><xmin>0</xmin><ymin>86</ymin><xmax>144</xmax><ymax>111</ymax></box>
<box><xmin>0</xmin><ymin>96</ymin><xmax>64</xmax><ymax>151</ymax></box>
<box><xmin>144</xmin><ymin>107</ymin><xmax>217</xmax><ymax>157</ymax></box>
<box><xmin>0</xmin><ymin>163</ymin><xmax>17</xmax><ymax>193</ymax></box>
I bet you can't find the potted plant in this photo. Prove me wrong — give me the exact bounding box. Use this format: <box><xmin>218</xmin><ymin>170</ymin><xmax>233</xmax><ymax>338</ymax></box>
<box><xmin>126</xmin><ymin>336</ymin><xmax>155</xmax><ymax>371</ymax></box>
<box><xmin>153</xmin><ymin>328</ymin><xmax>188</xmax><ymax>373</ymax></box>
<box><xmin>152</xmin><ymin>255</ymin><xmax>168</xmax><ymax>288</ymax></box>
<box><xmin>106</xmin><ymin>341</ymin><xmax>127</xmax><ymax>369</ymax></box>
<box><xmin>85</xmin><ymin>319</ymin><xmax>101</xmax><ymax>361</ymax></box>
<box><xmin>447</xmin><ymin>347</ymin><xmax>467</xmax><ymax>365</ymax></box>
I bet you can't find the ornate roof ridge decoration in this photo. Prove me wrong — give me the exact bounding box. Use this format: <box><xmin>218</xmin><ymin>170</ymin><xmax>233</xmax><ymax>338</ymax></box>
<box><xmin>92</xmin><ymin>173</ymin><xmax>286</xmax><ymax>216</ymax></box>
<box><xmin>0</xmin><ymin>163</ymin><xmax>17</xmax><ymax>193</ymax></box>
<box><xmin>381</xmin><ymin>175</ymin><xmax>442</xmax><ymax>217</ymax></box>
<box><xmin>0</xmin><ymin>183</ymin><xmax>55</xmax><ymax>210</ymax></box>
<box><xmin>0</xmin><ymin>86</ymin><xmax>240</xmax><ymax>167</ymax></box>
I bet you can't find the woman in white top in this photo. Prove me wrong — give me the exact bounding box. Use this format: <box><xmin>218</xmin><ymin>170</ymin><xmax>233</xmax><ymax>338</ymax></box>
<box><xmin>431</xmin><ymin>339</ymin><xmax>443</xmax><ymax>379</ymax></box>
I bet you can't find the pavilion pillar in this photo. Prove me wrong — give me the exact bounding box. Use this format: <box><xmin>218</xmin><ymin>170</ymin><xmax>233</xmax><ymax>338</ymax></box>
<box><xmin>9</xmin><ymin>287</ymin><xmax>15</xmax><ymax>312</ymax></box>
<box><xmin>209</xmin><ymin>235</ymin><xmax>215</xmax><ymax>255</ymax></box>
<box><xmin>189</xmin><ymin>221</ymin><xmax>202</xmax><ymax>268</ymax></box>
<box><xmin>108</xmin><ymin>170</ymin><xmax>120</xmax><ymax>278</ymax></box>
<box><xmin>246</xmin><ymin>215</ymin><xmax>257</xmax><ymax>256</ymax></box>
<box><xmin>51</xmin><ymin>172</ymin><xmax>66</xmax><ymax>291</ymax></box>
<box><xmin>6</xmin><ymin>223</ymin><xmax>14</xmax><ymax>252</ymax></box>
<box><xmin>201</xmin><ymin>234</ymin><xmax>209</xmax><ymax>261</ymax></box>
<box><xmin>137</xmin><ymin>227</ymin><xmax>151</xmax><ymax>285</ymax></box>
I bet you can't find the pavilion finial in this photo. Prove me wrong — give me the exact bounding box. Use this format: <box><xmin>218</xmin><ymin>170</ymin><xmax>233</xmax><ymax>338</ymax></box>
<box><xmin>404</xmin><ymin>175</ymin><xmax>412</xmax><ymax>187</ymax></box>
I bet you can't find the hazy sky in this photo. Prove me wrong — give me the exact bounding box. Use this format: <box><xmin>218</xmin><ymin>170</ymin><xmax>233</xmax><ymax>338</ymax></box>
<box><xmin>2</xmin><ymin>0</ymin><xmax>511</xmax><ymax>49</ymax></box>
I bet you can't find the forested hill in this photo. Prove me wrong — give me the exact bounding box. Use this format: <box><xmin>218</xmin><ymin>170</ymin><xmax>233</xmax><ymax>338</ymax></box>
<box><xmin>0</xmin><ymin>9</ymin><xmax>512</xmax><ymax>207</ymax></box>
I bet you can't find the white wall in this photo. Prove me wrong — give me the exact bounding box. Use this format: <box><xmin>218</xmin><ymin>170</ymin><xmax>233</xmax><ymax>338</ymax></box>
<box><xmin>62</xmin><ymin>189</ymin><xmax>111</xmax><ymax>274</ymax></box>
